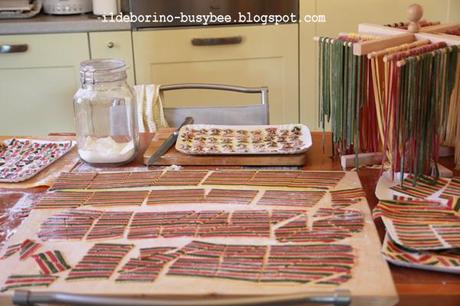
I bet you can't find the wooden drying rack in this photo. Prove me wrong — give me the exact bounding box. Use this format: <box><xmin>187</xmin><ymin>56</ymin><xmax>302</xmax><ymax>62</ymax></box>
<box><xmin>314</xmin><ymin>4</ymin><xmax>460</xmax><ymax>171</ymax></box>
<box><xmin>355</xmin><ymin>23</ymin><xmax>460</xmax><ymax>55</ymax></box>
<box><xmin>314</xmin><ymin>4</ymin><xmax>460</xmax><ymax>55</ymax></box>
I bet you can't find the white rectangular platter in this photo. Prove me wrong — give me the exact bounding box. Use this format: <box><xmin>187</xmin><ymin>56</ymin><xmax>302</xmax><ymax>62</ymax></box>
<box><xmin>175</xmin><ymin>124</ymin><xmax>312</xmax><ymax>155</ymax></box>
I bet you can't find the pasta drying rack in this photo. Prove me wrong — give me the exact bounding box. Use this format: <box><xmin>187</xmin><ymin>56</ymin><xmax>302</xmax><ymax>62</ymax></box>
<box><xmin>315</xmin><ymin>5</ymin><xmax>460</xmax><ymax>172</ymax></box>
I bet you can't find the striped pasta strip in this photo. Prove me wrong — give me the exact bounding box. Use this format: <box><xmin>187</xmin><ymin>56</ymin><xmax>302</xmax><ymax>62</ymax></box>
<box><xmin>203</xmin><ymin>171</ymin><xmax>256</xmax><ymax>185</ymax></box>
<box><xmin>1</xmin><ymin>239</ymin><xmax>41</xmax><ymax>260</ymax></box>
<box><xmin>203</xmin><ymin>170</ymin><xmax>345</xmax><ymax>189</ymax></box>
<box><xmin>66</xmin><ymin>243</ymin><xmax>133</xmax><ymax>280</ymax></box>
<box><xmin>447</xmin><ymin>198</ymin><xmax>460</xmax><ymax>213</ymax></box>
<box><xmin>36</xmin><ymin>208</ymin><xmax>363</xmax><ymax>243</ymax></box>
<box><xmin>433</xmin><ymin>224</ymin><xmax>460</xmax><ymax>246</ymax></box>
<box><xmin>0</xmin><ymin>243</ymin><xmax>21</xmax><ymax>259</ymax></box>
<box><xmin>129</xmin><ymin>208</ymin><xmax>362</xmax><ymax>243</ymax></box>
<box><xmin>87</xmin><ymin>172</ymin><xmax>132</xmax><ymax>189</ymax></box>
<box><xmin>49</xmin><ymin>172</ymin><xmax>96</xmax><ymax>190</ymax></box>
<box><xmin>31</xmin><ymin>250</ymin><xmax>71</xmax><ymax>275</ymax></box>
<box><xmin>147</xmin><ymin>189</ymin><xmax>205</xmax><ymax>205</ymax></box>
<box><xmin>140</xmin><ymin>247</ymin><xmax>178</xmax><ymax>259</ymax></box>
<box><xmin>35</xmin><ymin>192</ymin><xmax>92</xmax><ymax>209</ymax></box>
<box><xmin>84</xmin><ymin>191</ymin><xmax>148</xmax><ymax>207</ymax></box>
<box><xmin>154</xmin><ymin>171</ymin><xmax>208</xmax><ymax>186</ymax></box>
<box><xmin>276</xmin><ymin>208</ymin><xmax>363</xmax><ymax>243</ymax></box>
<box><xmin>50</xmin><ymin>171</ymin><xmax>161</xmax><ymax>190</ymax></box>
<box><xmin>390</xmin><ymin>175</ymin><xmax>448</xmax><ymax>199</ymax></box>
<box><xmin>37</xmin><ymin>191</ymin><xmax>148</xmax><ymax>209</ymax></box>
<box><xmin>392</xmin><ymin>222</ymin><xmax>444</xmax><ymax>249</ymax></box>
<box><xmin>127</xmin><ymin>210</ymin><xmax>301</xmax><ymax>240</ymax></box>
<box><xmin>288</xmin><ymin>171</ymin><xmax>345</xmax><ymax>189</ymax></box>
<box><xmin>270</xmin><ymin>210</ymin><xmax>306</xmax><ymax>224</ymax></box>
<box><xmin>441</xmin><ymin>178</ymin><xmax>460</xmax><ymax>199</ymax></box>
<box><xmin>257</xmin><ymin>190</ymin><xmax>325</xmax><ymax>207</ymax></box>
<box><xmin>148</xmin><ymin>189</ymin><xmax>257</xmax><ymax>206</ymax></box>
<box><xmin>122</xmin><ymin>171</ymin><xmax>163</xmax><ymax>187</ymax></box>
<box><xmin>86</xmin><ymin>211</ymin><xmax>133</xmax><ymax>240</ymax></box>
<box><xmin>168</xmin><ymin>241</ymin><xmax>354</xmax><ymax>285</ymax></box>
<box><xmin>205</xmin><ymin>189</ymin><xmax>258</xmax><ymax>205</ymax></box>
<box><xmin>248</xmin><ymin>171</ymin><xmax>299</xmax><ymax>187</ymax></box>
<box><xmin>330</xmin><ymin>188</ymin><xmax>366</xmax><ymax>208</ymax></box>
<box><xmin>50</xmin><ymin>170</ymin><xmax>346</xmax><ymax>191</ymax></box>
<box><xmin>117</xmin><ymin>247</ymin><xmax>179</xmax><ymax>282</ymax></box>
<box><xmin>0</xmin><ymin>274</ymin><xmax>58</xmax><ymax>292</ymax></box>
<box><xmin>374</xmin><ymin>199</ymin><xmax>460</xmax><ymax>250</ymax></box>
<box><xmin>89</xmin><ymin>171</ymin><xmax>161</xmax><ymax>189</ymax></box>
<box><xmin>38</xmin><ymin>210</ymin><xmax>101</xmax><ymax>241</ymax></box>
<box><xmin>19</xmin><ymin>239</ymin><xmax>42</xmax><ymax>260</ymax></box>
<box><xmin>128</xmin><ymin>211</ymin><xmax>198</xmax><ymax>240</ymax></box>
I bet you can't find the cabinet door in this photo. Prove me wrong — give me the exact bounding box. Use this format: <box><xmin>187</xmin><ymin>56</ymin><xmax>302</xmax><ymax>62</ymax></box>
<box><xmin>89</xmin><ymin>31</ymin><xmax>135</xmax><ymax>85</ymax></box>
<box><xmin>0</xmin><ymin>33</ymin><xmax>89</xmax><ymax>136</ymax></box>
<box><xmin>133</xmin><ymin>24</ymin><xmax>299</xmax><ymax>124</ymax></box>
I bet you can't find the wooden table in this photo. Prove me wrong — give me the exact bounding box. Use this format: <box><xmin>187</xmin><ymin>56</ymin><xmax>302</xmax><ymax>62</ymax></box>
<box><xmin>1</xmin><ymin>132</ymin><xmax>459</xmax><ymax>306</ymax></box>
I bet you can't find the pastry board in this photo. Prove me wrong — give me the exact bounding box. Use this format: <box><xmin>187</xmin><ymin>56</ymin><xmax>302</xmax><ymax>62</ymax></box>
<box><xmin>0</xmin><ymin>170</ymin><xmax>398</xmax><ymax>306</ymax></box>
<box><xmin>143</xmin><ymin>129</ymin><xmax>309</xmax><ymax>166</ymax></box>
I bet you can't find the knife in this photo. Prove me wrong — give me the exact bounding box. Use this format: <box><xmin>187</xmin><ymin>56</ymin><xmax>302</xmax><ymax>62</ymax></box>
<box><xmin>147</xmin><ymin>116</ymin><xmax>194</xmax><ymax>166</ymax></box>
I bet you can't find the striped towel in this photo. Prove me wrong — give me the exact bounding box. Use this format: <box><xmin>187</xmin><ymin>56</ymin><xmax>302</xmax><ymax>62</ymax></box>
<box><xmin>134</xmin><ymin>84</ymin><xmax>169</xmax><ymax>132</ymax></box>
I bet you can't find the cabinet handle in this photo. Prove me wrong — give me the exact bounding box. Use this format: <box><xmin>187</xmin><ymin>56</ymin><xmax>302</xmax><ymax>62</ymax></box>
<box><xmin>107</xmin><ymin>41</ymin><xmax>115</xmax><ymax>48</ymax></box>
<box><xmin>0</xmin><ymin>44</ymin><xmax>28</xmax><ymax>54</ymax></box>
<box><xmin>191</xmin><ymin>36</ymin><xmax>243</xmax><ymax>46</ymax></box>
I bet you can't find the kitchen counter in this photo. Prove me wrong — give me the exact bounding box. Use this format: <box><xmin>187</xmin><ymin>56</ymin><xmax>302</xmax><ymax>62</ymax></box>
<box><xmin>0</xmin><ymin>13</ymin><xmax>130</xmax><ymax>35</ymax></box>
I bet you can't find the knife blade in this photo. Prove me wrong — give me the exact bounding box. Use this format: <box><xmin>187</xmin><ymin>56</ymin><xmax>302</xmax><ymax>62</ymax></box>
<box><xmin>147</xmin><ymin>116</ymin><xmax>194</xmax><ymax>166</ymax></box>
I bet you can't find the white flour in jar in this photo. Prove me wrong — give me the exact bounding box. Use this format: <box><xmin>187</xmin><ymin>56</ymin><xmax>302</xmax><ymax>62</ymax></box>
<box><xmin>78</xmin><ymin>136</ymin><xmax>135</xmax><ymax>163</ymax></box>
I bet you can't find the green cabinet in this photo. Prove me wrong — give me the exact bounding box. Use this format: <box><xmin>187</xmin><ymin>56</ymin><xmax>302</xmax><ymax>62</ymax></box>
<box><xmin>0</xmin><ymin>33</ymin><xmax>89</xmax><ymax>135</ymax></box>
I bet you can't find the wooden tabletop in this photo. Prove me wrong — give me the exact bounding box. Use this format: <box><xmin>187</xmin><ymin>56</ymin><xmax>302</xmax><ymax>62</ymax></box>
<box><xmin>1</xmin><ymin>132</ymin><xmax>459</xmax><ymax>306</ymax></box>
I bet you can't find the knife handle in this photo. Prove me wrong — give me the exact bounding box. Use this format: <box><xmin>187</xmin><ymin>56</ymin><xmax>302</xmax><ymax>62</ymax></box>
<box><xmin>174</xmin><ymin>117</ymin><xmax>194</xmax><ymax>135</ymax></box>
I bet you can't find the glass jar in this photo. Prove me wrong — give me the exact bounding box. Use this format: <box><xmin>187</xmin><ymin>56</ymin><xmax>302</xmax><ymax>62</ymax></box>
<box><xmin>74</xmin><ymin>58</ymin><xmax>139</xmax><ymax>166</ymax></box>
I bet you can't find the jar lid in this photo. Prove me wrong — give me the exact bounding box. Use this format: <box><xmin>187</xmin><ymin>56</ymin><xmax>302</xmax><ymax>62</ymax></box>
<box><xmin>80</xmin><ymin>58</ymin><xmax>127</xmax><ymax>85</ymax></box>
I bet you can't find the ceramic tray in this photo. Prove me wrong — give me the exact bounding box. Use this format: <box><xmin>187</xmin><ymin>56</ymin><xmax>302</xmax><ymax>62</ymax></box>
<box><xmin>175</xmin><ymin>124</ymin><xmax>312</xmax><ymax>155</ymax></box>
<box><xmin>382</xmin><ymin>234</ymin><xmax>460</xmax><ymax>274</ymax></box>
<box><xmin>0</xmin><ymin>139</ymin><xmax>74</xmax><ymax>183</ymax></box>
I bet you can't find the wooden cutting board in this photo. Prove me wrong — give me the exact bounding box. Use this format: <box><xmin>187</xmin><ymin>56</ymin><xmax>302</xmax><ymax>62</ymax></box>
<box><xmin>143</xmin><ymin>128</ymin><xmax>308</xmax><ymax>166</ymax></box>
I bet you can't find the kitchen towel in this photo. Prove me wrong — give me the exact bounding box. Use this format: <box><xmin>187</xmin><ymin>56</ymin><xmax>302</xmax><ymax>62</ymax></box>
<box><xmin>134</xmin><ymin>84</ymin><xmax>169</xmax><ymax>133</ymax></box>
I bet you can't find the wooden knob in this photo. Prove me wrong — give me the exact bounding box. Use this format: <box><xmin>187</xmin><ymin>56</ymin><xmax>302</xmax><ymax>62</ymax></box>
<box><xmin>407</xmin><ymin>4</ymin><xmax>423</xmax><ymax>33</ymax></box>
<box><xmin>408</xmin><ymin>4</ymin><xmax>423</xmax><ymax>22</ymax></box>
